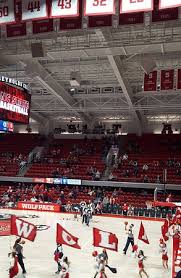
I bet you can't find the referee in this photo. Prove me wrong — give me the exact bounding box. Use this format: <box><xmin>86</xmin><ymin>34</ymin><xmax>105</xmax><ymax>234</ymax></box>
<box><xmin>123</xmin><ymin>224</ymin><xmax>134</xmax><ymax>255</ymax></box>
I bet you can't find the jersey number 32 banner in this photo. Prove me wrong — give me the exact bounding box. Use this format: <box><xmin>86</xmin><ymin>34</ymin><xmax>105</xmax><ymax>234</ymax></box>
<box><xmin>120</xmin><ymin>0</ymin><xmax>153</xmax><ymax>14</ymax></box>
<box><xmin>50</xmin><ymin>0</ymin><xmax>79</xmax><ymax>18</ymax></box>
<box><xmin>22</xmin><ymin>0</ymin><xmax>48</xmax><ymax>21</ymax></box>
<box><xmin>84</xmin><ymin>0</ymin><xmax>115</xmax><ymax>16</ymax></box>
<box><xmin>0</xmin><ymin>0</ymin><xmax>15</xmax><ymax>25</ymax></box>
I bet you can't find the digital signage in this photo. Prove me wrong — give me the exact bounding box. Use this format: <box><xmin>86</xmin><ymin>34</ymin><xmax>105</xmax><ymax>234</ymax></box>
<box><xmin>0</xmin><ymin>81</ymin><xmax>31</xmax><ymax>124</ymax></box>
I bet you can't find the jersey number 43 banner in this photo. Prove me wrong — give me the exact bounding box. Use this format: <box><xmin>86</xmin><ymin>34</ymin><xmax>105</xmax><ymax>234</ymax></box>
<box><xmin>159</xmin><ymin>0</ymin><xmax>181</xmax><ymax>9</ymax></box>
<box><xmin>120</xmin><ymin>0</ymin><xmax>153</xmax><ymax>14</ymax></box>
<box><xmin>22</xmin><ymin>0</ymin><xmax>48</xmax><ymax>21</ymax></box>
<box><xmin>50</xmin><ymin>0</ymin><xmax>79</xmax><ymax>18</ymax></box>
<box><xmin>0</xmin><ymin>0</ymin><xmax>15</xmax><ymax>24</ymax></box>
<box><xmin>84</xmin><ymin>0</ymin><xmax>115</xmax><ymax>16</ymax></box>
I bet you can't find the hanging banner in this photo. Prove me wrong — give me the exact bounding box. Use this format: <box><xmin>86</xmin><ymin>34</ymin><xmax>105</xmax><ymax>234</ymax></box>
<box><xmin>177</xmin><ymin>69</ymin><xmax>181</xmax><ymax>90</ymax></box>
<box><xmin>119</xmin><ymin>11</ymin><xmax>144</xmax><ymax>25</ymax></box>
<box><xmin>51</xmin><ymin>0</ymin><xmax>79</xmax><ymax>18</ymax></box>
<box><xmin>144</xmin><ymin>71</ymin><xmax>157</xmax><ymax>91</ymax></box>
<box><xmin>88</xmin><ymin>15</ymin><xmax>112</xmax><ymax>27</ymax></box>
<box><xmin>159</xmin><ymin>0</ymin><xmax>181</xmax><ymax>9</ymax></box>
<box><xmin>152</xmin><ymin>0</ymin><xmax>178</xmax><ymax>22</ymax></box>
<box><xmin>32</xmin><ymin>19</ymin><xmax>53</xmax><ymax>33</ymax></box>
<box><xmin>120</xmin><ymin>0</ymin><xmax>153</xmax><ymax>14</ymax></box>
<box><xmin>84</xmin><ymin>0</ymin><xmax>115</xmax><ymax>16</ymax></box>
<box><xmin>21</xmin><ymin>0</ymin><xmax>48</xmax><ymax>21</ymax></box>
<box><xmin>6</xmin><ymin>22</ymin><xmax>26</xmax><ymax>37</ymax></box>
<box><xmin>161</xmin><ymin>69</ymin><xmax>174</xmax><ymax>90</ymax></box>
<box><xmin>0</xmin><ymin>0</ymin><xmax>15</xmax><ymax>24</ymax></box>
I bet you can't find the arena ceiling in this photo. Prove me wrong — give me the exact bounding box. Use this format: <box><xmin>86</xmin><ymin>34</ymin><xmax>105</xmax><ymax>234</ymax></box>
<box><xmin>0</xmin><ymin>14</ymin><xmax>181</xmax><ymax>132</ymax></box>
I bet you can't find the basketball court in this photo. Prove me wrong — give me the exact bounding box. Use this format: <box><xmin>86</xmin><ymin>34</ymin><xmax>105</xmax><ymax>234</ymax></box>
<box><xmin>0</xmin><ymin>209</ymin><xmax>172</xmax><ymax>278</ymax></box>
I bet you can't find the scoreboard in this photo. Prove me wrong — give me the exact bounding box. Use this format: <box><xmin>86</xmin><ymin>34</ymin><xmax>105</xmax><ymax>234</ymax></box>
<box><xmin>0</xmin><ymin>78</ymin><xmax>31</xmax><ymax>124</ymax></box>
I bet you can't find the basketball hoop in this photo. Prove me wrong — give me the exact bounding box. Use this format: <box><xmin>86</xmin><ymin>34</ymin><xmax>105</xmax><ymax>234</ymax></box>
<box><xmin>146</xmin><ymin>201</ymin><xmax>153</xmax><ymax>209</ymax></box>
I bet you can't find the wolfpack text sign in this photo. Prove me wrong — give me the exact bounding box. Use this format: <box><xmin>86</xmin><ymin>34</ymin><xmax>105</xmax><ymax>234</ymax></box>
<box><xmin>17</xmin><ymin>201</ymin><xmax>60</xmax><ymax>212</ymax></box>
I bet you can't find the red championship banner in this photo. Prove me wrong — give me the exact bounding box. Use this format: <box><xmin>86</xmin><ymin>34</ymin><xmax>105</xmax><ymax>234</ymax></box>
<box><xmin>17</xmin><ymin>201</ymin><xmax>60</xmax><ymax>212</ymax></box>
<box><xmin>84</xmin><ymin>0</ymin><xmax>115</xmax><ymax>16</ymax></box>
<box><xmin>6</xmin><ymin>22</ymin><xmax>27</xmax><ymax>37</ymax></box>
<box><xmin>0</xmin><ymin>220</ymin><xmax>11</xmax><ymax>236</ymax></box>
<box><xmin>21</xmin><ymin>0</ymin><xmax>48</xmax><ymax>21</ymax></box>
<box><xmin>161</xmin><ymin>69</ymin><xmax>174</xmax><ymax>90</ymax></box>
<box><xmin>177</xmin><ymin>69</ymin><xmax>181</xmax><ymax>90</ymax></box>
<box><xmin>88</xmin><ymin>15</ymin><xmax>112</xmax><ymax>27</ymax></box>
<box><xmin>32</xmin><ymin>19</ymin><xmax>54</xmax><ymax>34</ymax></box>
<box><xmin>152</xmin><ymin>0</ymin><xmax>178</xmax><ymax>22</ymax></box>
<box><xmin>51</xmin><ymin>0</ymin><xmax>79</xmax><ymax>18</ymax></box>
<box><xmin>119</xmin><ymin>11</ymin><xmax>144</xmax><ymax>25</ymax></box>
<box><xmin>144</xmin><ymin>71</ymin><xmax>157</xmax><ymax>91</ymax></box>
<box><xmin>120</xmin><ymin>0</ymin><xmax>153</xmax><ymax>14</ymax></box>
<box><xmin>160</xmin><ymin>0</ymin><xmax>181</xmax><ymax>10</ymax></box>
<box><xmin>0</xmin><ymin>0</ymin><xmax>15</xmax><ymax>24</ymax></box>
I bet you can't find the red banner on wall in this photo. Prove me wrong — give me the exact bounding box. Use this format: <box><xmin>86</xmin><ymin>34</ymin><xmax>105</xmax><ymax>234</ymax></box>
<box><xmin>17</xmin><ymin>201</ymin><xmax>60</xmax><ymax>212</ymax></box>
<box><xmin>161</xmin><ymin>69</ymin><xmax>174</xmax><ymax>90</ymax></box>
<box><xmin>0</xmin><ymin>220</ymin><xmax>11</xmax><ymax>236</ymax></box>
<box><xmin>120</xmin><ymin>0</ymin><xmax>153</xmax><ymax>14</ymax></box>
<box><xmin>144</xmin><ymin>71</ymin><xmax>157</xmax><ymax>91</ymax></box>
<box><xmin>32</xmin><ymin>19</ymin><xmax>54</xmax><ymax>34</ymax></box>
<box><xmin>152</xmin><ymin>0</ymin><xmax>178</xmax><ymax>22</ymax></box>
<box><xmin>88</xmin><ymin>15</ymin><xmax>112</xmax><ymax>28</ymax></box>
<box><xmin>119</xmin><ymin>11</ymin><xmax>144</xmax><ymax>25</ymax></box>
<box><xmin>177</xmin><ymin>69</ymin><xmax>181</xmax><ymax>90</ymax></box>
<box><xmin>6</xmin><ymin>22</ymin><xmax>27</xmax><ymax>37</ymax></box>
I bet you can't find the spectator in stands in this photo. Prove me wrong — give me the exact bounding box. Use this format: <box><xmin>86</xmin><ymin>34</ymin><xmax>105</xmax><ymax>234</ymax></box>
<box><xmin>95</xmin><ymin>170</ymin><xmax>101</xmax><ymax>181</ymax></box>
<box><xmin>155</xmin><ymin>175</ymin><xmax>161</xmax><ymax>184</ymax></box>
<box><xmin>122</xmin><ymin>203</ymin><xmax>128</xmax><ymax>216</ymax></box>
<box><xmin>103</xmin><ymin>196</ymin><xmax>109</xmax><ymax>212</ymax></box>
<box><xmin>166</xmin><ymin>194</ymin><xmax>172</xmax><ymax>203</ymax></box>
<box><xmin>122</xmin><ymin>153</ymin><xmax>128</xmax><ymax>161</ymax></box>
<box><xmin>143</xmin><ymin>175</ymin><xmax>149</xmax><ymax>183</ymax></box>
<box><xmin>143</xmin><ymin>164</ymin><xmax>149</xmax><ymax>172</ymax></box>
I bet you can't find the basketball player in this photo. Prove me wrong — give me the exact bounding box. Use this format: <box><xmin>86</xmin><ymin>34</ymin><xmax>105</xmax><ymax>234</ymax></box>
<box><xmin>159</xmin><ymin>239</ymin><xmax>168</xmax><ymax>269</ymax></box>
<box><xmin>138</xmin><ymin>250</ymin><xmax>149</xmax><ymax>278</ymax></box>
<box><xmin>8</xmin><ymin>251</ymin><xmax>19</xmax><ymax>278</ymax></box>
<box><xmin>123</xmin><ymin>224</ymin><xmax>134</xmax><ymax>255</ymax></box>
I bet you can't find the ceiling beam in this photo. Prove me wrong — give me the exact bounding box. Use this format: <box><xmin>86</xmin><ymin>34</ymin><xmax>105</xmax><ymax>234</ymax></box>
<box><xmin>25</xmin><ymin>60</ymin><xmax>91</xmax><ymax>122</ymax></box>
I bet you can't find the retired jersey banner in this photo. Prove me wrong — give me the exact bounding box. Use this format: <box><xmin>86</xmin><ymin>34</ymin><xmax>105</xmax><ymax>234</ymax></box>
<box><xmin>120</xmin><ymin>0</ymin><xmax>153</xmax><ymax>14</ymax></box>
<box><xmin>0</xmin><ymin>0</ymin><xmax>15</xmax><ymax>24</ymax></box>
<box><xmin>84</xmin><ymin>0</ymin><xmax>115</xmax><ymax>16</ymax></box>
<box><xmin>177</xmin><ymin>69</ymin><xmax>181</xmax><ymax>90</ymax></box>
<box><xmin>161</xmin><ymin>69</ymin><xmax>174</xmax><ymax>90</ymax></box>
<box><xmin>22</xmin><ymin>0</ymin><xmax>48</xmax><ymax>21</ymax></box>
<box><xmin>144</xmin><ymin>71</ymin><xmax>157</xmax><ymax>91</ymax></box>
<box><xmin>159</xmin><ymin>0</ymin><xmax>181</xmax><ymax>9</ymax></box>
<box><xmin>51</xmin><ymin>0</ymin><xmax>79</xmax><ymax>18</ymax></box>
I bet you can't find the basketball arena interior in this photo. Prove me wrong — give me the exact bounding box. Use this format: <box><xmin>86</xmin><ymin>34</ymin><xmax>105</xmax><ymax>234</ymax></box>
<box><xmin>0</xmin><ymin>1</ymin><xmax>181</xmax><ymax>278</ymax></box>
